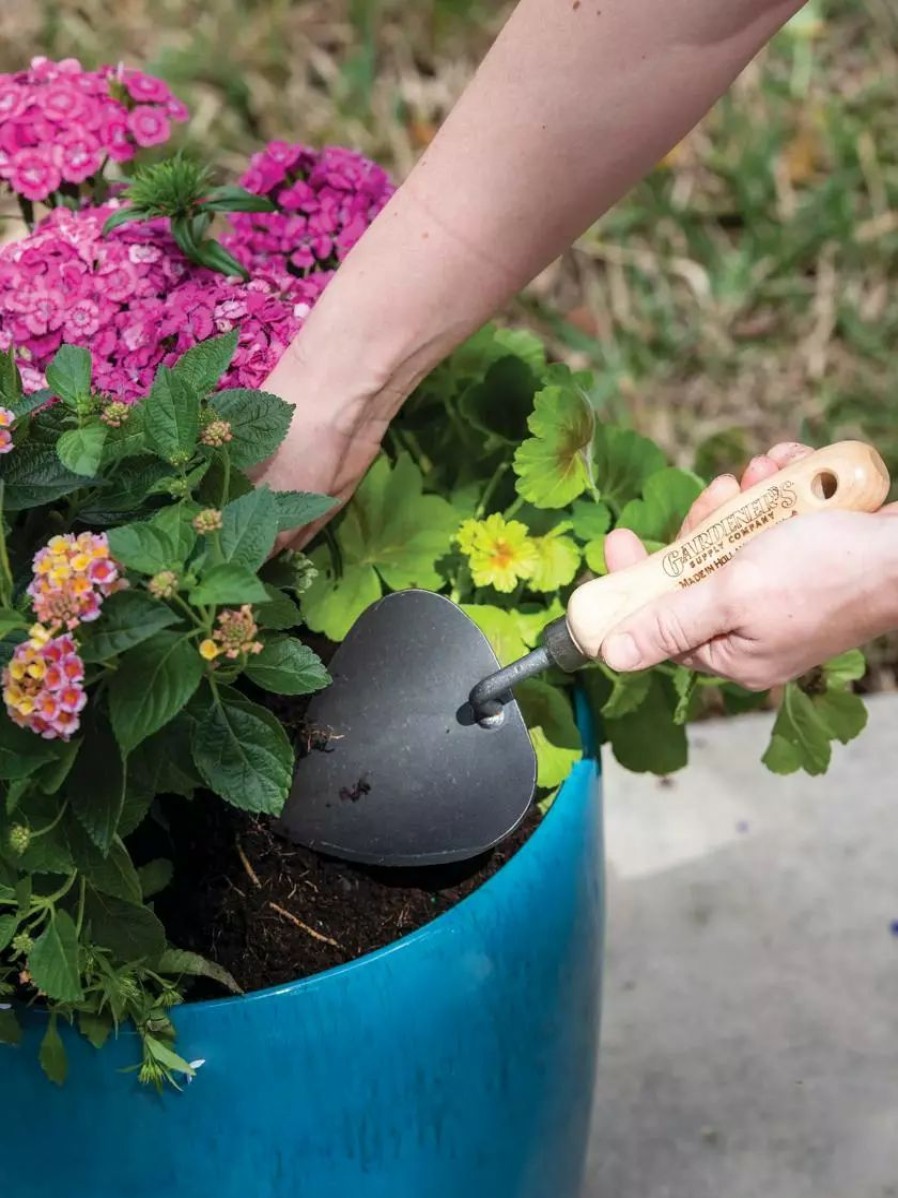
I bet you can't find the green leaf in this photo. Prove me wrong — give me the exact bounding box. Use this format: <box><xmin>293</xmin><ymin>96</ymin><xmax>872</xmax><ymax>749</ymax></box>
<box><xmin>273</xmin><ymin>490</ymin><xmax>336</xmax><ymax>533</ymax></box>
<box><xmin>157</xmin><ymin>947</ymin><xmax>242</xmax><ymax>993</ymax></box>
<box><xmin>815</xmin><ymin>687</ymin><xmax>868</xmax><ymax>745</ymax></box>
<box><xmin>45</xmin><ymin>345</ymin><xmax>92</xmax><ymax>405</ymax></box>
<box><xmin>109</xmin><ymin>633</ymin><xmax>204</xmax><ymax>753</ymax></box>
<box><xmin>146</xmin><ymin>503</ymin><xmax>199</xmax><ymax>566</ymax></box>
<box><xmin>191</xmin><ymin>238</ymin><xmax>249</xmax><ymax>279</ymax></box>
<box><xmin>822</xmin><ymin>650</ymin><xmax>866</xmax><ymax>686</ymax></box>
<box><xmin>672</xmin><ymin>666</ymin><xmax>699</xmax><ymax>725</ymax></box>
<box><xmin>0</xmin><ymin>345</ymin><xmax>22</xmax><ymax>410</ymax></box>
<box><xmin>78</xmin><ymin>1010</ymin><xmax>112</xmax><ymax>1050</ymax></box>
<box><xmin>200</xmin><ymin>185</ymin><xmax>276</xmax><ymax>213</ymax></box>
<box><xmin>143</xmin><ymin>365</ymin><xmax>200</xmax><ymax>463</ymax></box>
<box><xmin>79</xmin><ymin>590</ymin><xmax>181</xmax><ymax>663</ymax></box>
<box><xmin>528</xmin><ymin>525</ymin><xmax>581</xmax><ymax>592</ymax></box>
<box><xmin>56</xmin><ymin>424</ymin><xmax>108</xmax><ymax>478</ymax></box>
<box><xmin>493</xmin><ymin>326</ymin><xmax>547</xmax><ymax>372</ymax></box>
<box><xmin>78</xmin><ymin>457</ymin><xmax>173</xmax><ymax>522</ymax></box>
<box><xmin>138</xmin><ymin>858</ymin><xmax>173</xmax><ymax>900</ymax></box>
<box><xmin>245</xmin><ymin>637</ymin><xmax>330</xmax><ymax>695</ymax></box>
<box><xmin>39</xmin><ymin>1016</ymin><xmax>67</xmax><ymax>1086</ymax></box>
<box><xmin>192</xmin><ymin>692</ymin><xmax>293</xmax><ymax>814</ymax></box>
<box><xmin>301</xmin><ymin>454</ymin><xmax>459</xmax><ymax>641</ymax></box>
<box><xmin>570</xmin><ymin>500</ymin><xmax>612</xmax><ymax>542</ymax></box>
<box><xmin>1</xmin><ymin>446</ymin><xmax>84</xmax><ymax>512</ymax></box>
<box><xmin>102</xmin><ymin>207</ymin><xmax>142</xmax><ymax>234</ymax></box>
<box><xmin>0</xmin><ymin>912</ymin><xmax>16</xmax><ymax>951</ymax></box>
<box><xmin>219</xmin><ymin>487</ymin><xmax>279</xmax><ymax>571</ymax></box>
<box><xmin>170</xmin><ymin>331</ymin><xmax>237</xmax><ymax>396</ymax></box>
<box><xmin>127</xmin><ymin>717</ymin><xmax>201</xmax><ymax>801</ymax></box>
<box><xmin>517</xmin><ymin>679</ymin><xmax>582</xmax><ymax>789</ymax></box>
<box><xmin>604</xmin><ymin>674</ymin><xmax>689</xmax><ymax>774</ymax></box>
<box><xmin>67</xmin><ymin>714</ymin><xmax>124</xmax><ymax>852</ymax></box>
<box><xmin>459</xmin><ymin>355</ymin><xmax>538</xmax><ymax>444</ymax></box>
<box><xmin>83</xmin><ymin>890</ymin><xmax>166</xmax><ymax>963</ymax></box>
<box><xmin>107</xmin><ymin>522</ymin><xmax>177</xmax><ymax>576</ymax></box>
<box><xmin>600</xmin><ymin>667</ymin><xmax>654</xmax><ymax>719</ymax></box>
<box><xmin>0</xmin><ymin>1008</ymin><xmax>22</xmax><ymax>1046</ymax></box>
<box><xmin>617</xmin><ymin>467</ymin><xmax>704</xmax><ymax>543</ymax></box>
<box><xmin>0</xmin><ymin>611</ymin><xmax>26</xmax><ymax>637</ymax></box>
<box><xmin>460</xmin><ymin>604</ymin><xmax>530</xmax><ymax>666</ymax></box>
<box><xmin>583</xmin><ymin>533</ymin><xmax>663</xmax><ymax>576</ymax></box>
<box><xmin>257</xmin><ymin>584</ymin><xmax>302</xmax><ymax>630</ymax></box>
<box><xmin>513</xmin><ymin>381</ymin><xmax>594</xmax><ymax>508</ymax></box>
<box><xmin>188</xmin><ymin>563</ymin><xmax>270</xmax><ymax>606</ymax></box>
<box><xmin>208</xmin><ymin>389</ymin><xmax>293</xmax><ymax>469</ymax></box>
<box><xmin>68</xmin><ymin>824</ymin><xmax>142</xmax><ymax>904</ymax></box>
<box><xmin>592</xmin><ymin>425</ymin><xmax>667</xmax><ymax>511</ymax></box>
<box><xmin>0</xmin><ymin>717</ymin><xmax>59</xmax><ymax>780</ymax></box>
<box><xmin>763</xmin><ymin>684</ymin><xmax>832</xmax><ymax>775</ymax></box>
<box><xmin>29</xmin><ymin>910</ymin><xmax>83</xmax><ymax>1003</ymax></box>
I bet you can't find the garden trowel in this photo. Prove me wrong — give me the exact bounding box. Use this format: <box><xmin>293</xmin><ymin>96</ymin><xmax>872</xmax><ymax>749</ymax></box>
<box><xmin>277</xmin><ymin>441</ymin><xmax>889</xmax><ymax>867</ymax></box>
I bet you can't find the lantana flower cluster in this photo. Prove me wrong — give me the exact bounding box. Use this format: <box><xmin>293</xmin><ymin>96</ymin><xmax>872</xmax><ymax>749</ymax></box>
<box><xmin>2</xmin><ymin>627</ymin><xmax>86</xmax><ymax>741</ymax></box>
<box><xmin>0</xmin><ymin>204</ymin><xmax>324</xmax><ymax>400</ymax></box>
<box><xmin>0</xmin><ymin>407</ymin><xmax>13</xmax><ymax>455</ymax></box>
<box><xmin>222</xmin><ymin>141</ymin><xmax>393</xmax><ymax>280</ymax></box>
<box><xmin>199</xmin><ymin>605</ymin><xmax>263</xmax><ymax>663</ymax></box>
<box><xmin>0</xmin><ymin>57</ymin><xmax>187</xmax><ymax>203</ymax></box>
<box><xmin>28</xmin><ymin>532</ymin><xmax>125</xmax><ymax>629</ymax></box>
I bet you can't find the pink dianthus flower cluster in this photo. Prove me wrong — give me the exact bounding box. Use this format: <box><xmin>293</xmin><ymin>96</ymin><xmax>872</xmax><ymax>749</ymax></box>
<box><xmin>222</xmin><ymin>141</ymin><xmax>393</xmax><ymax>282</ymax></box>
<box><xmin>0</xmin><ymin>204</ymin><xmax>327</xmax><ymax>401</ymax></box>
<box><xmin>0</xmin><ymin>57</ymin><xmax>187</xmax><ymax>203</ymax></box>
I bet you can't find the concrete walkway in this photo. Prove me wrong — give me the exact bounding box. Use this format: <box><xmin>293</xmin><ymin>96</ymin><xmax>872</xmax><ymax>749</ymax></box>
<box><xmin>586</xmin><ymin>693</ymin><xmax>898</xmax><ymax>1198</ymax></box>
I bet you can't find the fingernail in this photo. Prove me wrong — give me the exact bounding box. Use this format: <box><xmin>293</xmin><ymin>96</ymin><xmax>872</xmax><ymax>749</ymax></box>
<box><xmin>603</xmin><ymin>633</ymin><xmax>641</xmax><ymax>671</ymax></box>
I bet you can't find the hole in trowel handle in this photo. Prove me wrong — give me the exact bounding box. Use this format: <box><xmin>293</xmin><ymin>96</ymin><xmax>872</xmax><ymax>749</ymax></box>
<box><xmin>811</xmin><ymin>470</ymin><xmax>838</xmax><ymax>500</ymax></box>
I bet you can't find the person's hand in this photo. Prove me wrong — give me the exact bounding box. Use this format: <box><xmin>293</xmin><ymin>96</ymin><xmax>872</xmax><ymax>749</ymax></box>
<box><xmin>600</xmin><ymin>443</ymin><xmax>898</xmax><ymax>690</ymax></box>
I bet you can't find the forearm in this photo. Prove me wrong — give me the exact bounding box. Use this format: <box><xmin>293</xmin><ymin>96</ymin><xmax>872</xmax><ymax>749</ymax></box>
<box><xmin>284</xmin><ymin>0</ymin><xmax>806</xmax><ymax>424</ymax></box>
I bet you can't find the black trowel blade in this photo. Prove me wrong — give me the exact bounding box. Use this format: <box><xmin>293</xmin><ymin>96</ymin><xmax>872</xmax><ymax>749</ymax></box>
<box><xmin>276</xmin><ymin>590</ymin><xmax>537</xmax><ymax>867</ymax></box>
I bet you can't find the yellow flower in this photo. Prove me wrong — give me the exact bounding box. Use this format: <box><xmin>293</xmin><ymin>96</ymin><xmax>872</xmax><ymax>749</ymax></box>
<box><xmin>456</xmin><ymin>514</ymin><xmax>540</xmax><ymax>593</ymax></box>
<box><xmin>199</xmin><ymin>639</ymin><xmax>221</xmax><ymax>662</ymax></box>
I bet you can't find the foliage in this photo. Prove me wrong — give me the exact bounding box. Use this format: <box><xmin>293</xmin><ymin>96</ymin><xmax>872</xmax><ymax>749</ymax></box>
<box><xmin>0</xmin><ymin>335</ymin><xmax>333</xmax><ymax>1087</ymax></box>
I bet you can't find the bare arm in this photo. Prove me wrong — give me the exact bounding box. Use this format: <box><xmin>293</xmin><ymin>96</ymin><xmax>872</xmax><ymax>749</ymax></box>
<box><xmin>260</xmin><ymin>0</ymin><xmax>807</xmax><ymax>524</ymax></box>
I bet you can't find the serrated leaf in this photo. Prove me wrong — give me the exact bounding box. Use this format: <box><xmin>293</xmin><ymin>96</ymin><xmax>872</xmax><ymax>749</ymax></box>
<box><xmin>78</xmin><ymin>1010</ymin><xmax>112</xmax><ymax>1050</ymax></box>
<box><xmin>459</xmin><ymin>355</ymin><xmax>538</xmax><ymax>444</ymax></box>
<box><xmin>158</xmin><ymin>947</ymin><xmax>242</xmax><ymax>993</ymax></box>
<box><xmin>56</xmin><ymin>424</ymin><xmax>108</xmax><ymax>477</ymax></box>
<box><xmin>83</xmin><ymin>889</ymin><xmax>165</xmax><ymax>963</ymax></box>
<box><xmin>273</xmin><ymin>490</ymin><xmax>336</xmax><ymax>533</ymax></box>
<box><xmin>67</xmin><ymin>823</ymin><xmax>141</xmax><ymax>904</ymax></box>
<box><xmin>604</xmin><ymin>674</ymin><xmax>688</xmax><ymax>774</ymax></box>
<box><xmin>0</xmin><ymin>345</ymin><xmax>22</xmax><ymax>409</ymax></box>
<box><xmin>79</xmin><ymin>590</ymin><xmax>182</xmax><ymax>663</ymax></box>
<box><xmin>570</xmin><ymin>500</ymin><xmax>612</xmax><ymax>542</ymax></box>
<box><xmin>762</xmin><ymin>684</ymin><xmax>832</xmax><ymax>776</ymax></box>
<box><xmin>67</xmin><ymin>714</ymin><xmax>124</xmax><ymax>852</ymax></box>
<box><xmin>245</xmin><ymin>636</ymin><xmax>330</xmax><ymax>695</ymax></box>
<box><xmin>528</xmin><ymin>525</ymin><xmax>581</xmax><ymax>592</ymax></box>
<box><xmin>45</xmin><ymin>345</ymin><xmax>92</xmax><ymax>405</ymax></box>
<box><xmin>516</xmin><ymin>679</ymin><xmax>581</xmax><ymax>789</ymax></box>
<box><xmin>460</xmin><ymin>604</ymin><xmax>530</xmax><ymax>666</ymax></box>
<box><xmin>257</xmin><ymin>585</ymin><xmax>302</xmax><ymax>630</ymax></box>
<box><xmin>301</xmin><ymin>454</ymin><xmax>458</xmax><ymax>641</ymax></box>
<box><xmin>1</xmin><ymin>446</ymin><xmax>84</xmax><ymax>511</ymax></box>
<box><xmin>208</xmin><ymin>389</ymin><xmax>293</xmax><ymax>469</ymax></box>
<box><xmin>138</xmin><ymin>858</ymin><xmax>173</xmax><ymax>900</ymax></box>
<box><xmin>144</xmin><ymin>365</ymin><xmax>200</xmax><ymax>462</ymax></box>
<box><xmin>107</xmin><ymin>522</ymin><xmax>177</xmax><ymax>576</ymax></box>
<box><xmin>170</xmin><ymin>331</ymin><xmax>237</xmax><ymax>396</ymax></box>
<box><xmin>39</xmin><ymin>1016</ymin><xmax>67</xmax><ymax>1086</ymax></box>
<box><xmin>127</xmin><ymin>717</ymin><xmax>201</xmax><ymax>801</ymax></box>
<box><xmin>822</xmin><ymin>650</ymin><xmax>866</xmax><ymax>687</ymax></box>
<box><xmin>513</xmin><ymin>382</ymin><xmax>594</xmax><ymax>508</ymax></box>
<box><xmin>0</xmin><ymin>912</ymin><xmax>16</xmax><ymax>951</ymax></box>
<box><xmin>600</xmin><ymin>667</ymin><xmax>654</xmax><ymax>719</ymax></box>
<box><xmin>192</xmin><ymin>692</ymin><xmax>292</xmax><ymax>814</ymax></box>
<box><xmin>29</xmin><ymin>910</ymin><xmax>83</xmax><ymax>1003</ymax></box>
<box><xmin>219</xmin><ymin>487</ymin><xmax>279</xmax><ymax>571</ymax></box>
<box><xmin>188</xmin><ymin>563</ymin><xmax>269</xmax><ymax>606</ymax></box>
<box><xmin>592</xmin><ymin>425</ymin><xmax>667</xmax><ymax>511</ymax></box>
<box><xmin>109</xmin><ymin>633</ymin><xmax>204</xmax><ymax>753</ymax></box>
<box><xmin>814</xmin><ymin>687</ymin><xmax>868</xmax><ymax>745</ymax></box>
<box><xmin>618</xmin><ymin>467</ymin><xmax>704</xmax><ymax>543</ymax></box>
<box><xmin>672</xmin><ymin>666</ymin><xmax>699</xmax><ymax>725</ymax></box>
<box><xmin>146</xmin><ymin>503</ymin><xmax>199</xmax><ymax>566</ymax></box>
<box><xmin>0</xmin><ymin>717</ymin><xmax>59</xmax><ymax>780</ymax></box>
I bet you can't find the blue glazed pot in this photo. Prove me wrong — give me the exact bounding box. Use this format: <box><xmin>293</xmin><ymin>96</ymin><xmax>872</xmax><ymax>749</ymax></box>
<box><xmin>5</xmin><ymin>713</ymin><xmax>603</xmax><ymax>1198</ymax></box>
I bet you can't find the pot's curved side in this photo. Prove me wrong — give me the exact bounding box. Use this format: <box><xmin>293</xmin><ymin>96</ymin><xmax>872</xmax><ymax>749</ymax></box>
<box><xmin>7</xmin><ymin>748</ymin><xmax>603</xmax><ymax>1198</ymax></box>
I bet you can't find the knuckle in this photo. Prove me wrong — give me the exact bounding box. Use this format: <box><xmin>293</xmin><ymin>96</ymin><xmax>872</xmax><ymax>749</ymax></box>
<box><xmin>650</xmin><ymin>607</ymin><xmax>696</xmax><ymax>658</ymax></box>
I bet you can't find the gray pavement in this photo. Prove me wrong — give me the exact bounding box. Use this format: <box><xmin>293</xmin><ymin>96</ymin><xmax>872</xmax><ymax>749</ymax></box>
<box><xmin>586</xmin><ymin>693</ymin><xmax>898</xmax><ymax>1198</ymax></box>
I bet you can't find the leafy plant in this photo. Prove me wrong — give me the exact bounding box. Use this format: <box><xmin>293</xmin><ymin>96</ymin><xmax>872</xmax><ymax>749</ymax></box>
<box><xmin>0</xmin><ymin>335</ymin><xmax>336</xmax><ymax>1087</ymax></box>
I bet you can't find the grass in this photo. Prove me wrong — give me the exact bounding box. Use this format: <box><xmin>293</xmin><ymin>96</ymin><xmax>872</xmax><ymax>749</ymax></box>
<box><xmin>2</xmin><ymin>0</ymin><xmax>898</xmax><ymax>675</ymax></box>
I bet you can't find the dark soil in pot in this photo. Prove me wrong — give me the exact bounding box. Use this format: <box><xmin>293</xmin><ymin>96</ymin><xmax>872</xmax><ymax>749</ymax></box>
<box><xmin>149</xmin><ymin>650</ymin><xmax>544</xmax><ymax>997</ymax></box>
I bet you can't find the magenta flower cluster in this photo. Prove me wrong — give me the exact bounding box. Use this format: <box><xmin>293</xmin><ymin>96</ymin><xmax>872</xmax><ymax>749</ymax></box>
<box><xmin>222</xmin><ymin>141</ymin><xmax>393</xmax><ymax>278</ymax></box>
<box><xmin>0</xmin><ymin>203</ymin><xmax>333</xmax><ymax>401</ymax></box>
<box><xmin>0</xmin><ymin>56</ymin><xmax>187</xmax><ymax>203</ymax></box>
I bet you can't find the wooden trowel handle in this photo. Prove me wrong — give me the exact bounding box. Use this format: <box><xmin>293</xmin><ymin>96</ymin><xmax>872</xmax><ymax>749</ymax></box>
<box><xmin>564</xmin><ymin>441</ymin><xmax>890</xmax><ymax>661</ymax></box>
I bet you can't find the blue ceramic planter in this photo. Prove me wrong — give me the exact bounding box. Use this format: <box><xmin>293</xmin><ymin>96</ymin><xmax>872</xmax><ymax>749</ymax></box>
<box><xmin>4</xmin><ymin>719</ymin><xmax>603</xmax><ymax>1198</ymax></box>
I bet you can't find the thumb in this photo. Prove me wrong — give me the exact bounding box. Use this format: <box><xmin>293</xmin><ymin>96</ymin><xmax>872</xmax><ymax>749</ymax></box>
<box><xmin>601</xmin><ymin>579</ymin><xmax>732</xmax><ymax>672</ymax></box>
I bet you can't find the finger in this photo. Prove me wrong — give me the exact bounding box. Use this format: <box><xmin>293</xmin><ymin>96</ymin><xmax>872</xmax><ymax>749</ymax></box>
<box><xmin>604</xmin><ymin>528</ymin><xmax>648</xmax><ymax>573</ymax></box>
<box><xmin>601</xmin><ymin>574</ymin><xmax>734</xmax><ymax>673</ymax></box>
<box><xmin>740</xmin><ymin>442</ymin><xmax>813</xmax><ymax>489</ymax></box>
<box><xmin>679</xmin><ymin>473</ymin><xmax>741</xmax><ymax>535</ymax></box>
<box><xmin>764</xmin><ymin>441</ymin><xmax>814</xmax><ymax>469</ymax></box>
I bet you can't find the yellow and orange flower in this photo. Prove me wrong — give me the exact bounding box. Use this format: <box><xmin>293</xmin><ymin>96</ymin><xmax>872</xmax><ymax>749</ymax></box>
<box><xmin>455</xmin><ymin>514</ymin><xmax>540</xmax><ymax>593</ymax></box>
<box><xmin>28</xmin><ymin>531</ymin><xmax>125</xmax><ymax>630</ymax></box>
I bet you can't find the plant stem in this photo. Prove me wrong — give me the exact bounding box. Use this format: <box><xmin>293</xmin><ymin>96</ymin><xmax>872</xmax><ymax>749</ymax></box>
<box><xmin>475</xmin><ymin>461</ymin><xmax>510</xmax><ymax>519</ymax></box>
<box><xmin>30</xmin><ymin>799</ymin><xmax>69</xmax><ymax>841</ymax></box>
<box><xmin>219</xmin><ymin>449</ymin><xmax>231</xmax><ymax>507</ymax></box>
<box><xmin>75</xmin><ymin>876</ymin><xmax>87</xmax><ymax>937</ymax></box>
